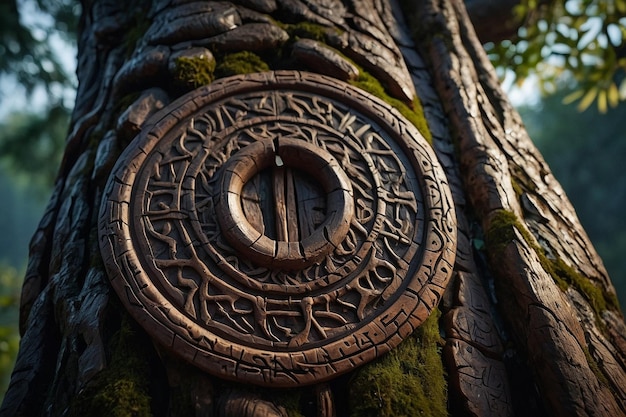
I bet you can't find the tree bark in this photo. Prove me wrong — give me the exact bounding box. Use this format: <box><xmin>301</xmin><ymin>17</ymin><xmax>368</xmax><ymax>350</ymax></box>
<box><xmin>2</xmin><ymin>0</ymin><xmax>625</xmax><ymax>416</ymax></box>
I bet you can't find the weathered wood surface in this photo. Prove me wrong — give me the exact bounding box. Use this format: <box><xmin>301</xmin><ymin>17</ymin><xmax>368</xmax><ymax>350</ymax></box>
<box><xmin>98</xmin><ymin>71</ymin><xmax>456</xmax><ymax>387</ymax></box>
<box><xmin>2</xmin><ymin>0</ymin><xmax>625</xmax><ymax>416</ymax></box>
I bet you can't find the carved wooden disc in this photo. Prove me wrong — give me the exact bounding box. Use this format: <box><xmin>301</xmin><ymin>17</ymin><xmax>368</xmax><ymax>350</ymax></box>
<box><xmin>99</xmin><ymin>71</ymin><xmax>456</xmax><ymax>387</ymax></box>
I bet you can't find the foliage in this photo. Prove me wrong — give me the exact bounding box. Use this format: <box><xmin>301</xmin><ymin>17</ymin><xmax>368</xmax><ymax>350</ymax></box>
<box><xmin>0</xmin><ymin>167</ymin><xmax>46</xmax><ymax>401</ymax></box>
<box><xmin>0</xmin><ymin>0</ymin><xmax>78</xmax><ymax>95</ymax></box>
<box><xmin>0</xmin><ymin>167</ymin><xmax>48</xmax><ymax>265</ymax></box>
<box><xmin>348</xmin><ymin>309</ymin><xmax>447</xmax><ymax>417</ymax></box>
<box><xmin>0</xmin><ymin>264</ymin><xmax>22</xmax><ymax>401</ymax></box>
<box><xmin>0</xmin><ymin>105</ymin><xmax>68</xmax><ymax>189</ymax></box>
<box><xmin>488</xmin><ymin>0</ymin><xmax>626</xmax><ymax>112</ymax></box>
<box><xmin>0</xmin><ymin>0</ymin><xmax>78</xmax><ymax>188</ymax></box>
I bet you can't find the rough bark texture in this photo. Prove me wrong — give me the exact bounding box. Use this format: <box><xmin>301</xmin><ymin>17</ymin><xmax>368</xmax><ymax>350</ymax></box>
<box><xmin>415</xmin><ymin>1</ymin><xmax>626</xmax><ymax>416</ymax></box>
<box><xmin>2</xmin><ymin>0</ymin><xmax>625</xmax><ymax>416</ymax></box>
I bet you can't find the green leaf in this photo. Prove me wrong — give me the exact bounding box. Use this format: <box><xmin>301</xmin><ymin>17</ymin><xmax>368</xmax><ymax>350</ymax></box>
<box><xmin>608</xmin><ymin>82</ymin><xmax>619</xmax><ymax>107</ymax></box>
<box><xmin>597</xmin><ymin>89</ymin><xmax>608</xmax><ymax>113</ymax></box>
<box><xmin>619</xmin><ymin>79</ymin><xmax>626</xmax><ymax>99</ymax></box>
<box><xmin>563</xmin><ymin>89</ymin><xmax>585</xmax><ymax>104</ymax></box>
<box><xmin>489</xmin><ymin>0</ymin><xmax>626</xmax><ymax>108</ymax></box>
<box><xmin>577</xmin><ymin>87</ymin><xmax>598</xmax><ymax>111</ymax></box>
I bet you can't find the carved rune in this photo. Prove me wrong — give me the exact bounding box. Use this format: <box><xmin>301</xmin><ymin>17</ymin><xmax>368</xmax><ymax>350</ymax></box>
<box><xmin>99</xmin><ymin>71</ymin><xmax>456</xmax><ymax>387</ymax></box>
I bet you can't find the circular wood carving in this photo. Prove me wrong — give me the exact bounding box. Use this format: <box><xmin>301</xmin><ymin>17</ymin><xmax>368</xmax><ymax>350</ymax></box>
<box><xmin>99</xmin><ymin>71</ymin><xmax>456</xmax><ymax>387</ymax></box>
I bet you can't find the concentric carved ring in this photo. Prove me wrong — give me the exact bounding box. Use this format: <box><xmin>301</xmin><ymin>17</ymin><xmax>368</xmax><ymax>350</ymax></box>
<box><xmin>216</xmin><ymin>137</ymin><xmax>354</xmax><ymax>270</ymax></box>
<box><xmin>99</xmin><ymin>71</ymin><xmax>456</xmax><ymax>387</ymax></box>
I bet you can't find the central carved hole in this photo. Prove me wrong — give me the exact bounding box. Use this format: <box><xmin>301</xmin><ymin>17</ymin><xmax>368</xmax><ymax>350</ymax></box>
<box><xmin>241</xmin><ymin>166</ymin><xmax>327</xmax><ymax>242</ymax></box>
<box><xmin>216</xmin><ymin>138</ymin><xmax>354</xmax><ymax>269</ymax></box>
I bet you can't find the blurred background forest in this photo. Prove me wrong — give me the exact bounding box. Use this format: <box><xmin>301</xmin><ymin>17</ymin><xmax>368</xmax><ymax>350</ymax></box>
<box><xmin>1</xmin><ymin>0</ymin><xmax>625</xmax><ymax>401</ymax></box>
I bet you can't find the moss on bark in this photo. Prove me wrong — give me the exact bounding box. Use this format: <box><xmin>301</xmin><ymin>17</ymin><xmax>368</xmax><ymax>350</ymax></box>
<box><xmin>485</xmin><ymin>209</ymin><xmax>619</xmax><ymax>322</ymax></box>
<box><xmin>348</xmin><ymin>309</ymin><xmax>447</xmax><ymax>417</ymax></box>
<box><xmin>174</xmin><ymin>55</ymin><xmax>216</xmax><ymax>88</ymax></box>
<box><xmin>68</xmin><ymin>315</ymin><xmax>152</xmax><ymax>417</ymax></box>
<box><xmin>281</xmin><ymin>21</ymin><xmax>334</xmax><ymax>42</ymax></box>
<box><xmin>214</xmin><ymin>51</ymin><xmax>270</xmax><ymax>78</ymax></box>
<box><xmin>350</xmin><ymin>69</ymin><xmax>432</xmax><ymax>143</ymax></box>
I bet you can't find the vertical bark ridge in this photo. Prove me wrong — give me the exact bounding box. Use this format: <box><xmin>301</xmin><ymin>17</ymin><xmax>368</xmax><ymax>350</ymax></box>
<box><xmin>392</xmin><ymin>2</ymin><xmax>516</xmax><ymax>415</ymax></box>
<box><xmin>451</xmin><ymin>0</ymin><xmax>626</xmax><ymax>409</ymax></box>
<box><xmin>414</xmin><ymin>0</ymin><xmax>626</xmax><ymax>415</ymax></box>
<box><xmin>454</xmin><ymin>0</ymin><xmax>615</xmax><ymax>291</ymax></box>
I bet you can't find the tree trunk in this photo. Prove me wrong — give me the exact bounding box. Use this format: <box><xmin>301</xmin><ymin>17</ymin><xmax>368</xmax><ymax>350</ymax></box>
<box><xmin>2</xmin><ymin>0</ymin><xmax>626</xmax><ymax>416</ymax></box>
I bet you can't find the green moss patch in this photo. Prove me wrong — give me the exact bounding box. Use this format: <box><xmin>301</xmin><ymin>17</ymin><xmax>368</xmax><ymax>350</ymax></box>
<box><xmin>510</xmin><ymin>166</ymin><xmax>538</xmax><ymax>193</ymax></box>
<box><xmin>485</xmin><ymin>209</ymin><xmax>619</xmax><ymax>319</ymax></box>
<box><xmin>510</xmin><ymin>178</ymin><xmax>524</xmax><ymax>198</ymax></box>
<box><xmin>552</xmin><ymin>257</ymin><xmax>619</xmax><ymax>312</ymax></box>
<box><xmin>485</xmin><ymin>209</ymin><xmax>570</xmax><ymax>291</ymax></box>
<box><xmin>350</xmin><ymin>70</ymin><xmax>432</xmax><ymax>143</ymax></box>
<box><xmin>271</xmin><ymin>18</ymin><xmax>432</xmax><ymax>143</ymax></box>
<box><xmin>348</xmin><ymin>309</ymin><xmax>447</xmax><ymax>417</ymax></box>
<box><xmin>484</xmin><ymin>208</ymin><xmax>623</xmax><ymax>393</ymax></box>
<box><xmin>583</xmin><ymin>347</ymin><xmax>611</xmax><ymax>389</ymax></box>
<box><xmin>485</xmin><ymin>210</ymin><xmax>531</xmax><ymax>257</ymax></box>
<box><xmin>69</xmin><ymin>315</ymin><xmax>152</xmax><ymax>417</ymax></box>
<box><xmin>283</xmin><ymin>21</ymin><xmax>326</xmax><ymax>42</ymax></box>
<box><xmin>214</xmin><ymin>51</ymin><xmax>270</xmax><ymax>78</ymax></box>
<box><xmin>174</xmin><ymin>55</ymin><xmax>215</xmax><ymax>88</ymax></box>
<box><xmin>280</xmin><ymin>21</ymin><xmax>339</xmax><ymax>42</ymax></box>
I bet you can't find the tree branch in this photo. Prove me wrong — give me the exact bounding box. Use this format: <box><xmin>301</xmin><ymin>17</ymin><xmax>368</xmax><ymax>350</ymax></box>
<box><xmin>464</xmin><ymin>0</ymin><xmax>522</xmax><ymax>43</ymax></box>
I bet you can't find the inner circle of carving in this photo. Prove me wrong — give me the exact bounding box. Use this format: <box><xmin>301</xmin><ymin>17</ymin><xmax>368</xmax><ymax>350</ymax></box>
<box><xmin>216</xmin><ymin>138</ymin><xmax>354</xmax><ymax>270</ymax></box>
<box><xmin>99</xmin><ymin>71</ymin><xmax>456</xmax><ymax>387</ymax></box>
